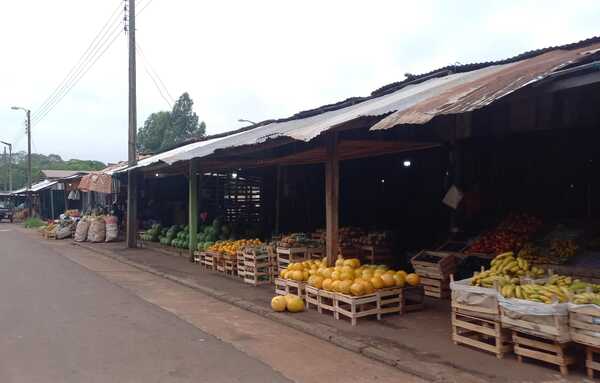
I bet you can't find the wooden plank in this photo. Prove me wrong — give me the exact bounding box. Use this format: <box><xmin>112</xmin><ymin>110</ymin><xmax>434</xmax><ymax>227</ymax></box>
<box><xmin>501</xmin><ymin>313</ymin><xmax>567</xmax><ymax>340</ymax></box>
<box><xmin>570</xmin><ymin>318</ymin><xmax>600</xmax><ymax>333</ymax></box>
<box><xmin>453</xmin><ymin>317</ymin><xmax>498</xmax><ymax>337</ymax></box>
<box><xmin>514</xmin><ymin>346</ymin><xmax>566</xmax><ymax>365</ymax></box>
<box><xmin>513</xmin><ymin>333</ymin><xmax>563</xmax><ymax>353</ymax></box>
<box><xmin>452</xmin><ymin>302</ymin><xmax>499</xmax><ymax>317</ymax></box>
<box><xmin>453</xmin><ymin>334</ymin><xmax>503</xmax><ymax>355</ymax></box>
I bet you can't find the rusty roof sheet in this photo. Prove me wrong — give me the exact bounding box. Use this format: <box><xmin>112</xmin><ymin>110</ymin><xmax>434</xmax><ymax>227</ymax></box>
<box><xmin>371</xmin><ymin>42</ymin><xmax>600</xmax><ymax>129</ymax></box>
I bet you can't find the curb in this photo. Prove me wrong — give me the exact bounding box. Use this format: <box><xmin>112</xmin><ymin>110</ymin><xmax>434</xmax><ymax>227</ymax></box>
<box><xmin>72</xmin><ymin>242</ymin><xmax>488</xmax><ymax>383</ymax></box>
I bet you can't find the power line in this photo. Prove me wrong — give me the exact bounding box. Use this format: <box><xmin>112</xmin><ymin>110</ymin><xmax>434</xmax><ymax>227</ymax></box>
<box><xmin>136</xmin><ymin>0</ymin><xmax>155</xmax><ymax>16</ymax></box>
<box><xmin>31</xmin><ymin>2</ymin><xmax>123</xmax><ymax>123</ymax></box>
<box><xmin>31</xmin><ymin>23</ymin><xmax>124</xmax><ymax>127</ymax></box>
<box><xmin>136</xmin><ymin>42</ymin><xmax>175</xmax><ymax>108</ymax></box>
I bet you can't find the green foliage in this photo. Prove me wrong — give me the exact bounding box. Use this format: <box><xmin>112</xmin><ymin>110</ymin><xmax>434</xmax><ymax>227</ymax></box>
<box><xmin>0</xmin><ymin>152</ymin><xmax>105</xmax><ymax>191</ymax></box>
<box><xmin>23</xmin><ymin>217</ymin><xmax>45</xmax><ymax>229</ymax></box>
<box><xmin>137</xmin><ymin>92</ymin><xmax>206</xmax><ymax>153</ymax></box>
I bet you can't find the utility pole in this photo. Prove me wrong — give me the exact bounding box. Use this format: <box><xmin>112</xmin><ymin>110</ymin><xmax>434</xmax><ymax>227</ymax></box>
<box><xmin>126</xmin><ymin>0</ymin><xmax>138</xmax><ymax>248</ymax></box>
<box><xmin>2</xmin><ymin>147</ymin><xmax>6</xmax><ymax>191</ymax></box>
<box><xmin>27</xmin><ymin>109</ymin><xmax>32</xmax><ymax>218</ymax></box>
<box><xmin>11</xmin><ymin>107</ymin><xmax>31</xmax><ymax>216</ymax></box>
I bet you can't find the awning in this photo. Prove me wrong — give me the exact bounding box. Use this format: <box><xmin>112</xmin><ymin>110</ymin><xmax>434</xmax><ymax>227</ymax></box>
<box><xmin>117</xmin><ymin>37</ymin><xmax>600</xmax><ymax>173</ymax></box>
<box><xmin>78</xmin><ymin>173</ymin><xmax>113</xmax><ymax>194</ymax></box>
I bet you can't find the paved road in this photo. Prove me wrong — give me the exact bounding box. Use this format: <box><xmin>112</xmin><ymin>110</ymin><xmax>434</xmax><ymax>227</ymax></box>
<box><xmin>0</xmin><ymin>225</ymin><xmax>291</xmax><ymax>383</ymax></box>
<box><xmin>0</xmin><ymin>225</ymin><xmax>424</xmax><ymax>383</ymax></box>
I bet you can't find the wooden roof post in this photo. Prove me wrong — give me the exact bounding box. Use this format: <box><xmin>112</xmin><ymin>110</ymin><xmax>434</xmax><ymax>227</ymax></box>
<box><xmin>275</xmin><ymin>165</ymin><xmax>282</xmax><ymax>235</ymax></box>
<box><xmin>325</xmin><ymin>132</ymin><xmax>339</xmax><ymax>266</ymax></box>
<box><xmin>188</xmin><ymin>158</ymin><xmax>199</xmax><ymax>261</ymax></box>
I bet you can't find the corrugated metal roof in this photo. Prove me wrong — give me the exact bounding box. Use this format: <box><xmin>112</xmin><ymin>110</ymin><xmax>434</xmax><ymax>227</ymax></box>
<box><xmin>11</xmin><ymin>180</ymin><xmax>58</xmax><ymax>194</ymax></box>
<box><xmin>371</xmin><ymin>42</ymin><xmax>600</xmax><ymax>129</ymax></box>
<box><xmin>119</xmin><ymin>37</ymin><xmax>600</xmax><ymax>172</ymax></box>
<box><xmin>41</xmin><ymin>170</ymin><xmax>88</xmax><ymax>179</ymax></box>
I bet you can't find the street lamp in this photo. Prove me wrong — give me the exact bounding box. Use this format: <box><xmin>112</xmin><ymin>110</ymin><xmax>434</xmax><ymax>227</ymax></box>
<box><xmin>0</xmin><ymin>141</ymin><xmax>12</xmax><ymax>192</ymax></box>
<box><xmin>11</xmin><ymin>106</ymin><xmax>32</xmax><ymax>218</ymax></box>
<box><xmin>238</xmin><ymin>118</ymin><xmax>257</xmax><ymax>126</ymax></box>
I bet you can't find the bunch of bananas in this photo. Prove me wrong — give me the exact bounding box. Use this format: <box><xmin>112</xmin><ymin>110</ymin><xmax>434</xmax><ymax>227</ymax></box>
<box><xmin>471</xmin><ymin>251</ymin><xmax>545</xmax><ymax>288</ymax></box>
<box><xmin>501</xmin><ymin>283</ymin><xmax>570</xmax><ymax>303</ymax></box>
<box><xmin>572</xmin><ymin>292</ymin><xmax>600</xmax><ymax>305</ymax></box>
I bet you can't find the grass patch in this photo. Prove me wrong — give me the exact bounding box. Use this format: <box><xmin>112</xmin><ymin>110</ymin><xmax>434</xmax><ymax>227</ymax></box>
<box><xmin>23</xmin><ymin>217</ymin><xmax>45</xmax><ymax>229</ymax></box>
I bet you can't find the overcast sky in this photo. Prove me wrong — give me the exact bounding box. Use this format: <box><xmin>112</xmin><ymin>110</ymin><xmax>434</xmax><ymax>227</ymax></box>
<box><xmin>1</xmin><ymin>1</ymin><xmax>598</xmax><ymax>164</ymax></box>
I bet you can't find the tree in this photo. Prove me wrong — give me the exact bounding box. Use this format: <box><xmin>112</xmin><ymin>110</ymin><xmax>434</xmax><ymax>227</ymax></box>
<box><xmin>137</xmin><ymin>111</ymin><xmax>171</xmax><ymax>153</ymax></box>
<box><xmin>137</xmin><ymin>92</ymin><xmax>206</xmax><ymax>153</ymax></box>
<box><xmin>0</xmin><ymin>152</ymin><xmax>105</xmax><ymax>191</ymax></box>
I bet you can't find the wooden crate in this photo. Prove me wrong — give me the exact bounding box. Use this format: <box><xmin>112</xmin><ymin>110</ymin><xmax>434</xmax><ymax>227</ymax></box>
<box><xmin>236</xmin><ymin>251</ymin><xmax>246</xmax><ymax>278</ymax></box>
<box><xmin>192</xmin><ymin>251</ymin><xmax>201</xmax><ymax>263</ymax></box>
<box><xmin>276</xmin><ymin>247</ymin><xmax>307</xmax><ymax>272</ymax></box>
<box><xmin>318</xmin><ymin>289</ymin><xmax>337</xmax><ymax>316</ymax></box>
<box><xmin>274</xmin><ymin>278</ymin><xmax>306</xmax><ymax>298</ymax></box>
<box><xmin>421</xmin><ymin>276</ymin><xmax>450</xmax><ymax>299</ymax></box>
<box><xmin>586</xmin><ymin>346</ymin><xmax>600</xmax><ymax>379</ymax></box>
<box><xmin>360</xmin><ymin>246</ymin><xmax>393</xmax><ymax>265</ymax></box>
<box><xmin>307</xmin><ymin>247</ymin><xmax>325</xmax><ymax>261</ymax></box>
<box><xmin>338</xmin><ymin>246</ymin><xmax>362</xmax><ymax>259</ymax></box>
<box><xmin>452</xmin><ymin>310</ymin><xmax>512</xmax><ymax>359</ymax></box>
<box><xmin>512</xmin><ymin>331</ymin><xmax>575</xmax><ymax>376</ymax></box>
<box><xmin>224</xmin><ymin>257</ymin><xmax>237</xmax><ymax>277</ymax></box>
<box><xmin>402</xmin><ymin>285</ymin><xmax>426</xmax><ymax>313</ymax></box>
<box><xmin>201</xmin><ymin>251</ymin><xmax>215</xmax><ymax>271</ymax></box>
<box><xmin>377</xmin><ymin>287</ymin><xmax>404</xmax><ymax>318</ymax></box>
<box><xmin>450</xmin><ymin>276</ymin><xmax>500</xmax><ymax>320</ymax></box>
<box><xmin>569</xmin><ymin>304</ymin><xmax>600</xmax><ymax>348</ymax></box>
<box><xmin>334</xmin><ymin>292</ymin><xmax>380</xmax><ymax>326</ymax></box>
<box><xmin>243</xmin><ymin>265</ymin><xmax>272</xmax><ymax>286</ymax></box>
<box><xmin>243</xmin><ymin>247</ymin><xmax>274</xmax><ymax>284</ymax></box>
<box><xmin>305</xmin><ymin>285</ymin><xmax>320</xmax><ymax>311</ymax></box>
<box><xmin>411</xmin><ymin>250</ymin><xmax>457</xmax><ymax>280</ymax></box>
<box><xmin>500</xmin><ymin>306</ymin><xmax>570</xmax><ymax>342</ymax></box>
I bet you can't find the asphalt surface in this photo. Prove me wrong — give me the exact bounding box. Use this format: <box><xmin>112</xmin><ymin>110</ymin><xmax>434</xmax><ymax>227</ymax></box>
<box><xmin>0</xmin><ymin>225</ymin><xmax>292</xmax><ymax>383</ymax></box>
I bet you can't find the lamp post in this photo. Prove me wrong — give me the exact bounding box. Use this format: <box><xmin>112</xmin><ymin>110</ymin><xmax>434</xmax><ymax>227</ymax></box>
<box><xmin>237</xmin><ymin>118</ymin><xmax>257</xmax><ymax>126</ymax></box>
<box><xmin>11</xmin><ymin>106</ymin><xmax>32</xmax><ymax>218</ymax></box>
<box><xmin>0</xmin><ymin>141</ymin><xmax>12</xmax><ymax>192</ymax></box>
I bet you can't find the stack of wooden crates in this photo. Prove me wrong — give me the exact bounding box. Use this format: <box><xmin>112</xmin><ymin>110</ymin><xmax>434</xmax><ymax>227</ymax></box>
<box><xmin>411</xmin><ymin>250</ymin><xmax>457</xmax><ymax>298</ymax></box>
<box><xmin>450</xmin><ymin>276</ymin><xmax>512</xmax><ymax>359</ymax></box>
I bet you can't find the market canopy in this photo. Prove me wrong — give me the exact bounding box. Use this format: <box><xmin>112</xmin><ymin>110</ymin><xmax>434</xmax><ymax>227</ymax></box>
<box><xmin>118</xmin><ymin>36</ymin><xmax>600</xmax><ymax>173</ymax></box>
<box><xmin>11</xmin><ymin>180</ymin><xmax>58</xmax><ymax>195</ymax></box>
<box><xmin>78</xmin><ymin>173</ymin><xmax>112</xmax><ymax>194</ymax></box>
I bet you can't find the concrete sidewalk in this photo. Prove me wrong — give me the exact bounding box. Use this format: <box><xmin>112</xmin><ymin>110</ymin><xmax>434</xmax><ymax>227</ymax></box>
<box><xmin>72</xmin><ymin>240</ymin><xmax>584</xmax><ymax>383</ymax></box>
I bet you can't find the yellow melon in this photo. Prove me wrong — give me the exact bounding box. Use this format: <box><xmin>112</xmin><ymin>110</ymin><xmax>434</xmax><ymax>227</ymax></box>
<box><xmin>286</xmin><ymin>296</ymin><xmax>305</xmax><ymax>313</ymax></box>
<box><xmin>406</xmin><ymin>273</ymin><xmax>420</xmax><ymax>286</ymax></box>
<box><xmin>362</xmin><ymin>280</ymin><xmax>375</xmax><ymax>294</ymax></box>
<box><xmin>331</xmin><ymin>280</ymin><xmax>342</xmax><ymax>292</ymax></box>
<box><xmin>335</xmin><ymin>258</ymin><xmax>344</xmax><ymax>267</ymax></box>
<box><xmin>370</xmin><ymin>276</ymin><xmax>384</xmax><ymax>289</ymax></box>
<box><xmin>292</xmin><ymin>270</ymin><xmax>304</xmax><ymax>281</ymax></box>
<box><xmin>393</xmin><ymin>273</ymin><xmax>406</xmax><ymax>287</ymax></box>
<box><xmin>331</xmin><ymin>270</ymin><xmax>341</xmax><ymax>281</ymax></box>
<box><xmin>322</xmin><ymin>278</ymin><xmax>333</xmax><ymax>291</ymax></box>
<box><xmin>339</xmin><ymin>280</ymin><xmax>353</xmax><ymax>295</ymax></box>
<box><xmin>396</xmin><ymin>270</ymin><xmax>408</xmax><ymax>279</ymax></box>
<box><xmin>271</xmin><ymin>296</ymin><xmax>287</xmax><ymax>312</ymax></box>
<box><xmin>381</xmin><ymin>273</ymin><xmax>395</xmax><ymax>288</ymax></box>
<box><xmin>350</xmin><ymin>281</ymin><xmax>366</xmax><ymax>296</ymax></box>
<box><xmin>302</xmin><ymin>270</ymin><xmax>310</xmax><ymax>281</ymax></box>
<box><xmin>340</xmin><ymin>272</ymin><xmax>353</xmax><ymax>281</ymax></box>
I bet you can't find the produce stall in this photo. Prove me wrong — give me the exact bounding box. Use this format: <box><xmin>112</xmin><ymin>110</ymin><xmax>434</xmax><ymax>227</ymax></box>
<box><xmin>275</xmin><ymin>256</ymin><xmax>424</xmax><ymax>325</ymax></box>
